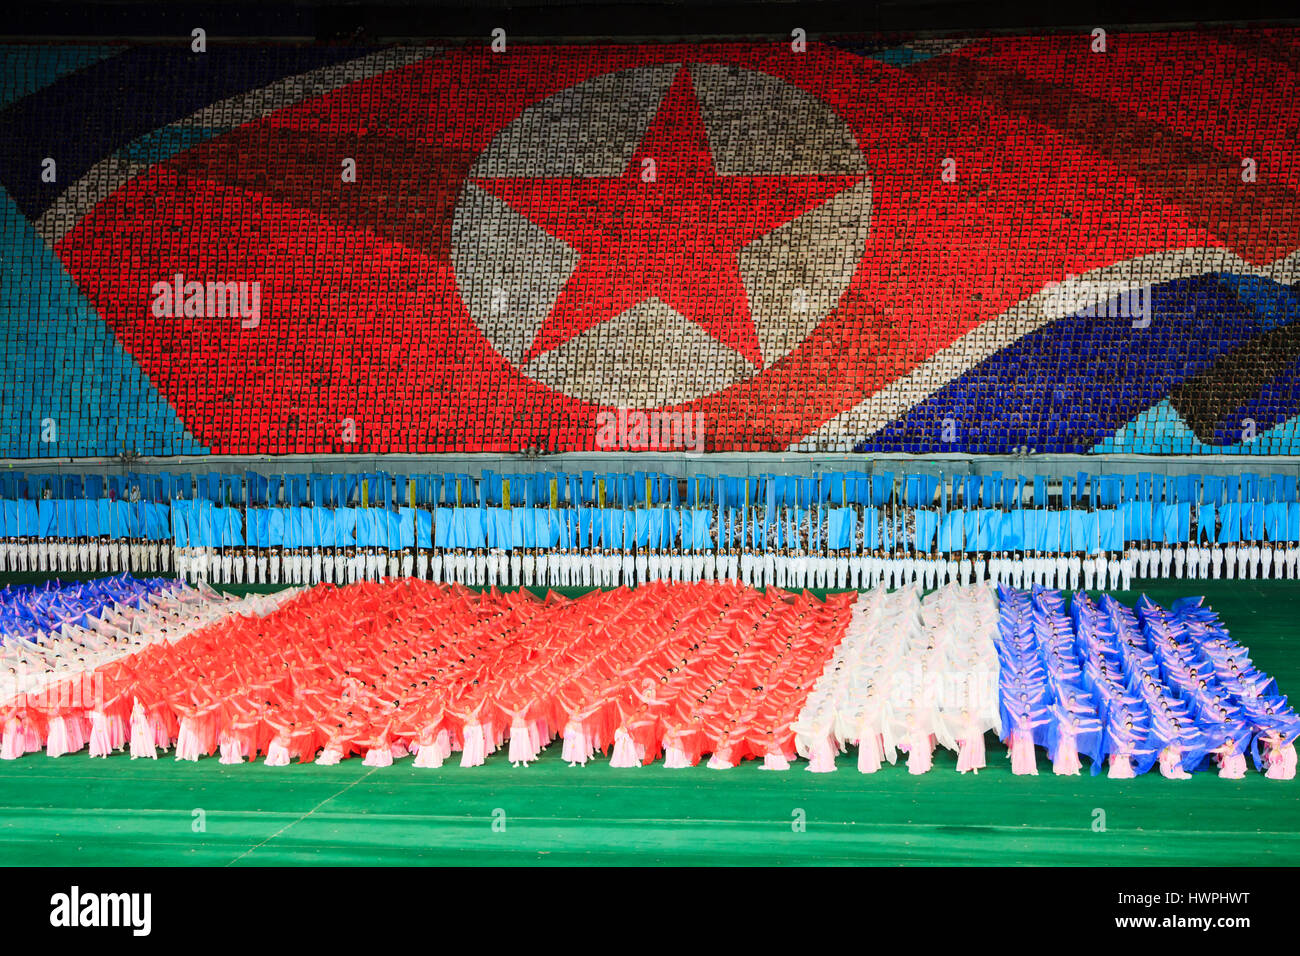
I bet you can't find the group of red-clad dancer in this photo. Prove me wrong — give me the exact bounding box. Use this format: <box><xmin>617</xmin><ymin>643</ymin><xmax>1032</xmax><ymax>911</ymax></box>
<box><xmin>0</xmin><ymin>580</ymin><xmax>854</xmax><ymax>769</ymax></box>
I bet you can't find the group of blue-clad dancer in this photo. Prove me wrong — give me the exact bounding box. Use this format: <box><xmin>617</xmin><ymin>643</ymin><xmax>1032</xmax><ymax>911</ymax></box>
<box><xmin>996</xmin><ymin>587</ymin><xmax>1297</xmax><ymax>779</ymax></box>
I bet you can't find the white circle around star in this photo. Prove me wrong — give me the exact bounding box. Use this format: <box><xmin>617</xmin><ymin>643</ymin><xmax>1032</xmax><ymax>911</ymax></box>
<box><xmin>451</xmin><ymin>62</ymin><xmax>872</xmax><ymax>408</ymax></box>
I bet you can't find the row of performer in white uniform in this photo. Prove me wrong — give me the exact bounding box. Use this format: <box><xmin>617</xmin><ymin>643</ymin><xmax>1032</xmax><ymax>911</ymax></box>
<box><xmin>1</xmin><ymin>539</ymin><xmax>168</xmax><ymax>575</ymax></box>
<box><xmin>153</xmin><ymin>542</ymin><xmax>1300</xmax><ymax>589</ymax></box>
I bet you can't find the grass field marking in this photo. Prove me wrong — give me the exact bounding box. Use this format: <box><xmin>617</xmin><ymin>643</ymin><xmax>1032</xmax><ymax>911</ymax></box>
<box><xmin>0</xmin><ymin>806</ymin><xmax>1292</xmax><ymax>840</ymax></box>
<box><xmin>3</xmin><ymin>803</ymin><xmax>1299</xmax><ymax>840</ymax></box>
<box><xmin>225</xmin><ymin>766</ymin><xmax>381</xmax><ymax>866</ymax></box>
<box><xmin>206</xmin><ymin>809</ymin><xmax>1300</xmax><ymax>839</ymax></box>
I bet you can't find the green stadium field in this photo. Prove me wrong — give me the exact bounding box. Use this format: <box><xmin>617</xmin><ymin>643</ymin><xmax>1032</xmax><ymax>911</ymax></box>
<box><xmin>0</xmin><ymin>579</ymin><xmax>1297</xmax><ymax>866</ymax></box>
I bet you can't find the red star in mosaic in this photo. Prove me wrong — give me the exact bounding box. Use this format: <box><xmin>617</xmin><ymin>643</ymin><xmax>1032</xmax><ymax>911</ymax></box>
<box><xmin>474</xmin><ymin>65</ymin><xmax>864</xmax><ymax>368</ymax></box>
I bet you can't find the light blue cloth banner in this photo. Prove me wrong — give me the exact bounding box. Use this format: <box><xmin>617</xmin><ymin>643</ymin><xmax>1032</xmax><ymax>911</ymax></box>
<box><xmin>333</xmin><ymin>507</ymin><xmax>357</xmax><ymax>547</ymax></box>
<box><xmin>434</xmin><ymin>507</ymin><xmax>455</xmax><ymax>548</ymax></box>
<box><xmin>829</xmin><ymin>507</ymin><xmax>857</xmax><ymax>550</ymax></box>
<box><xmin>913</xmin><ymin>509</ymin><xmax>937</xmax><ymax>552</ymax></box>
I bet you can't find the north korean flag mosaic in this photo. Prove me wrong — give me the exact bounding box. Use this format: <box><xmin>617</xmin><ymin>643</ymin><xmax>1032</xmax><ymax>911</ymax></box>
<box><xmin>1</xmin><ymin>30</ymin><xmax>1299</xmax><ymax>456</ymax></box>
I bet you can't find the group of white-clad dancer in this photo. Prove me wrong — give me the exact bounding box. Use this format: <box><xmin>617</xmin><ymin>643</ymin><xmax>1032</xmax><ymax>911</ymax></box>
<box><xmin>791</xmin><ymin>584</ymin><xmax>1003</xmax><ymax>774</ymax></box>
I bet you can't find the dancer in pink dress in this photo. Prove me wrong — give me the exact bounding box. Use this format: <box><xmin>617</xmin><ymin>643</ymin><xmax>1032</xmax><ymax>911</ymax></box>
<box><xmin>953</xmin><ymin>711</ymin><xmax>986</xmax><ymax>775</ymax></box>
<box><xmin>1052</xmin><ymin>728</ymin><xmax>1082</xmax><ymax>776</ymax></box>
<box><xmin>129</xmin><ymin>699</ymin><xmax>157</xmax><ymax>759</ymax></box>
<box><xmin>1105</xmin><ymin>724</ymin><xmax>1152</xmax><ymax>779</ymax></box>
<box><xmin>264</xmin><ymin>735</ymin><xmax>292</xmax><ymax>766</ymax></box>
<box><xmin>1263</xmin><ymin>731</ymin><xmax>1297</xmax><ymax>780</ymax></box>
<box><xmin>0</xmin><ymin>707</ymin><xmax>23</xmax><ymax>760</ymax></box>
<box><xmin>107</xmin><ymin>710</ymin><xmax>128</xmax><ymax>751</ymax></box>
<box><xmin>805</xmin><ymin>732</ymin><xmax>838</xmax><ymax>773</ymax></box>
<box><xmin>751</xmin><ymin>726</ymin><xmax>793</xmax><ymax>771</ymax></box>
<box><xmin>661</xmin><ymin>725</ymin><xmax>701</xmax><ymax>769</ymax></box>
<box><xmin>87</xmin><ymin>709</ymin><xmax>113</xmax><ymax>758</ymax></box>
<box><xmin>173</xmin><ymin>716</ymin><xmax>204</xmax><ymax>760</ymax></box>
<box><xmin>1158</xmin><ymin>743</ymin><xmax>1192</xmax><ymax>780</ymax></box>
<box><xmin>453</xmin><ymin>702</ymin><xmax>488</xmax><ymax>768</ymax></box>
<box><xmin>1004</xmin><ymin>703</ymin><xmax>1049</xmax><ymax>775</ymax></box>
<box><xmin>499</xmin><ymin>703</ymin><xmax>538</xmax><ymax>768</ymax></box>
<box><xmin>314</xmin><ymin>716</ymin><xmax>360</xmax><ymax>766</ymax></box>
<box><xmin>44</xmin><ymin>707</ymin><xmax>71</xmax><ymax>758</ymax></box>
<box><xmin>857</xmin><ymin>730</ymin><xmax>884</xmax><ymax>774</ymax></box>
<box><xmin>410</xmin><ymin>719</ymin><xmax>445</xmax><ymax>769</ymax></box>
<box><xmin>1212</xmin><ymin>739</ymin><xmax>1247</xmax><ymax>779</ymax></box>
<box><xmin>605</xmin><ymin>697</ymin><xmax>644</xmax><ymax>768</ymax></box>
<box><xmin>361</xmin><ymin>721</ymin><xmax>396</xmax><ymax>767</ymax></box>
<box><xmin>609</xmin><ymin>726</ymin><xmax>642</xmax><ymax>768</ymax></box>
<box><xmin>1003</xmin><ymin>733</ymin><xmax>1034</xmax><ymax>780</ymax></box>
<box><xmin>558</xmin><ymin>697</ymin><xmax>602</xmax><ymax>767</ymax></box>
<box><xmin>1007</xmin><ymin>730</ymin><xmax>1038</xmax><ymax>775</ymax></box>
<box><xmin>218</xmin><ymin>730</ymin><xmax>244</xmax><ymax>765</ymax></box>
<box><xmin>904</xmin><ymin>722</ymin><xmax>934</xmax><ymax>776</ymax></box>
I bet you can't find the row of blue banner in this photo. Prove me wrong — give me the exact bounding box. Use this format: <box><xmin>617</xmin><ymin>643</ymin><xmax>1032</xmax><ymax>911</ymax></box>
<box><xmin>157</xmin><ymin>501</ymin><xmax>1300</xmax><ymax>550</ymax></box>
<box><xmin>7</xmin><ymin>497</ymin><xmax>1300</xmax><ymax>550</ymax></box>
<box><xmin>7</xmin><ymin>470</ymin><xmax>1300</xmax><ymax>509</ymax></box>
<box><xmin>0</xmin><ymin>499</ymin><xmax>171</xmax><ymax>539</ymax></box>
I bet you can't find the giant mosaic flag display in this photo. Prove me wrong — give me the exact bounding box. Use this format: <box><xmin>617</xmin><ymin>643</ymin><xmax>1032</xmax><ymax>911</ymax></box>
<box><xmin>0</xmin><ymin>30</ymin><xmax>1298</xmax><ymax>455</ymax></box>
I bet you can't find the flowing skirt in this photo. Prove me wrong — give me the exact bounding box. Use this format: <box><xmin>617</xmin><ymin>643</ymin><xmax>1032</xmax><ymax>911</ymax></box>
<box><xmin>412</xmin><ymin>743</ymin><xmax>444</xmax><ymax>768</ymax></box>
<box><xmin>1052</xmin><ymin>733</ymin><xmax>1081</xmax><ymax>776</ymax></box>
<box><xmin>529</xmin><ymin>720</ymin><xmax>547</xmax><ymax>755</ymax></box>
<box><xmin>66</xmin><ymin>716</ymin><xmax>88</xmax><ymax>753</ymax></box>
<box><xmin>706</xmin><ymin>750</ymin><xmax>734</xmax><ymax>770</ymax></box>
<box><xmin>88</xmin><ymin>712</ymin><xmax>114</xmax><ymax>758</ymax></box>
<box><xmin>662</xmin><ymin>743</ymin><xmax>691</xmax><ymax>769</ymax></box>
<box><xmin>22</xmin><ymin>718</ymin><xmax>42</xmax><ymax>753</ymax></box>
<box><xmin>608</xmin><ymin>728</ymin><xmax>640</xmax><ymax>768</ymax></box>
<box><xmin>1009</xmin><ymin>733</ymin><xmax>1038</xmax><ymax>775</ymax></box>
<box><xmin>906</xmin><ymin>733</ymin><xmax>933</xmax><ymax>775</ymax></box>
<box><xmin>857</xmin><ymin>733</ymin><xmax>883</xmax><ymax>774</ymax></box>
<box><xmin>174</xmin><ymin>719</ymin><xmax>204</xmax><ymax>761</ymax></box>
<box><xmin>130</xmin><ymin>710</ymin><xmax>157</xmax><ymax>759</ymax></box>
<box><xmin>46</xmin><ymin>717</ymin><xmax>70</xmax><ymax>758</ymax></box>
<box><xmin>956</xmin><ymin>733</ymin><xmax>986</xmax><ymax>774</ymax></box>
<box><xmin>1266</xmin><ymin>745</ymin><xmax>1297</xmax><ymax>780</ymax></box>
<box><xmin>108</xmin><ymin>714</ymin><xmax>128</xmax><ymax>751</ymax></box>
<box><xmin>1158</xmin><ymin>749</ymin><xmax>1192</xmax><ymax>780</ymax></box>
<box><xmin>760</xmin><ymin>751</ymin><xmax>790</xmax><ymax>771</ymax></box>
<box><xmin>219</xmin><ymin>738</ymin><xmax>243</xmax><ymax>765</ymax></box>
<box><xmin>1217</xmin><ymin>752</ymin><xmax>1247</xmax><ymax>779</ymax></box>
<box><xmin>0</xmin><ymin>721</ymin><xmax>23</xmax><ymax>760</ymax></box>
<box><xmin>128</xmin><ymin>717</ymin><xmax>156</xmax><ymax>764</ymax></box>
<box><xmin>434</xmin><ymin>729</ymin><xmax>453</xmax><ymax>761</ymax></box>
<box><xmin>150</xmin><ymin>713</ymin><xmax>173</xmax><ymax>751</ymax></box>
<box><xmin>806</xmin><ymin>736</ymin><xmax>838</xmax><ymax>773</ymax></box>
<box><xmin>264</xmin><ymin>739</ymin><xmax>292</xmax><ymax>766</ymax></box>
<box><xmin>559</xmin><ymin>724</ymin><xmax>588</xmax><ymax>766</ymax></box>
<box><xmin>460</xmin><ymin>724</ymin><xmax>487</xmax><ymax>767</ymax></box>
<box><xmin>507</xmin><ymin>720</ymin><xmax>536</xmax><ymax>766</ymax></box>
